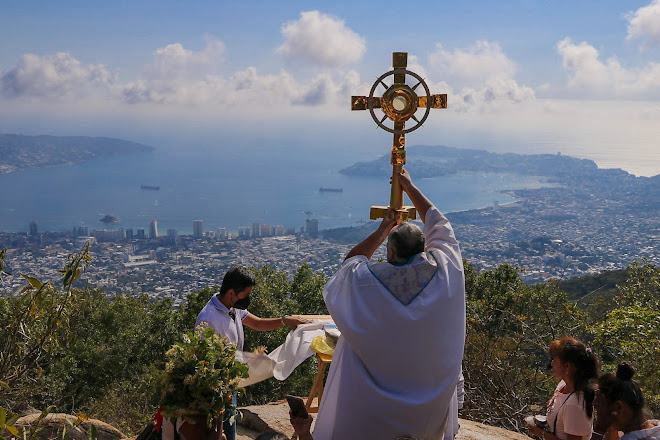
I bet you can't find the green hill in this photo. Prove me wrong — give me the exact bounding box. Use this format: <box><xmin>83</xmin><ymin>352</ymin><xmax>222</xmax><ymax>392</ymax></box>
<box><xmin>0</xmin><ymin>134</ymin><xmax>154</xmax><ymax>174</ymax></box>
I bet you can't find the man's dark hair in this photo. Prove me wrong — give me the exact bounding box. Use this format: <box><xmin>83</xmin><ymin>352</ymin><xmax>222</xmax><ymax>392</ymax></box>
<box><xmin>220</xmin><ymin>266</ymin><xmax>256</xmax><ymax>296</ymax></box>
<box><xmin>255</xmin><ymin>431</ymin><xmax>289</xmax><ymax>440</ymax></box>
<box><xmin>388</xmin><ymin>222</ymin><xmax>425</xmax><ymax>263</ymax></box>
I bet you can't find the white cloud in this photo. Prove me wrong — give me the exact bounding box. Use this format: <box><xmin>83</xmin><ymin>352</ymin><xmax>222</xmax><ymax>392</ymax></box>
<box><xmin>119</xmin><ymin>67</ymin><xmax>363</xmax><ymax>108</ymax></box>
<box><xmin>1</xmin><ymin>52</ymin><xmax>115</xmax><ymax>98</ymax></box>
<box><xmin>0</xmin><ymin>40</ymin><xmax>367</xmax><ymax>109</ymax></box>
<box><xmin>148</xmin><ymin>38</ymin><xmax>225</xmax><ymax>79</ymax></box>
<box><xmin>424</xmin><ymin>42</ymin><xmax>533</xmax><ymax>110</ymax></box>
<box><xmin>626</xmin><ymin>0</ymin><xmax>660</xmax><ymax>47</ymax></box>
<box><xmin>449</xmin><ymin>79</ymin><xmax>535</xmax><ymax>113</ymax></box>
<box><xmin>277</xmin><ymin>11</ymin><xmax>366</xmax><ymax>67</ymax></box>
<box><xmin>428</xmin><ymin>41</ymin><xmax>516</xmax><ymax>84</ymax></box>
<box><xmin>557</xmin><ymin>37</ymin><xmax>660</xmax><ymax>98</ymax></box>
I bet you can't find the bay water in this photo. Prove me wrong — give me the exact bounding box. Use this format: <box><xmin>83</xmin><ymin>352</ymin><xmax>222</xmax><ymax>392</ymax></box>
<box><xmin>0</xmin><ymin>147</ymin><xmax>549</xmax><ymax>234</ymax></box>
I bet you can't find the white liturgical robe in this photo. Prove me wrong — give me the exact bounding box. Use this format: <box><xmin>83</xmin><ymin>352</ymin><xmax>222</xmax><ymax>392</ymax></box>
<box><xmin>314</xmin><ymin>206</ymin><xmax>466</xmax><ymax>440</ymax></box>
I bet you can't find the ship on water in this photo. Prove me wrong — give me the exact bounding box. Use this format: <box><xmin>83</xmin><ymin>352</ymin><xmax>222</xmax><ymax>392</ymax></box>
<box><xmin>319</xmin><ymin>187</ymin><xmax>343</xmax><ymax>192</ymax></box>
<box><xmin>140</xmin><ymin>184</ymin><xmax>160</xmax><ymax>191</ymax></box>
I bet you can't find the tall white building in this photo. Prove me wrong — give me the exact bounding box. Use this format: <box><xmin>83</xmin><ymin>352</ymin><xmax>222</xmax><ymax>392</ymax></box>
<box><xmin>149</xmin><ymin>219</ymin><xmax>159</xmax><ymax>239</ymax></box>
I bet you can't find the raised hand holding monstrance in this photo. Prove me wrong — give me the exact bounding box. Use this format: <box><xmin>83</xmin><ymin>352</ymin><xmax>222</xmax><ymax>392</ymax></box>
<box><xmin>352</xmin><ymin>52</ymin><xmax>447</xmax><ymax>222</ymax></box>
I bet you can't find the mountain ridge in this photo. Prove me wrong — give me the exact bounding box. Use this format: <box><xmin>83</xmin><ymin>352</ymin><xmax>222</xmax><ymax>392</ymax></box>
<box><xmin>0</xmin><ymin>134</ymin><xmax>154</xmax><ymax>174</ymax></box>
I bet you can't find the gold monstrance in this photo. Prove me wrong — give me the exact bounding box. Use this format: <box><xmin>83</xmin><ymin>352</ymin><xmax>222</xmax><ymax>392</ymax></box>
<box><xmin>351</xmin><ymin>52</ymin><xmax>447</xmax><ymax>222</ymax></box>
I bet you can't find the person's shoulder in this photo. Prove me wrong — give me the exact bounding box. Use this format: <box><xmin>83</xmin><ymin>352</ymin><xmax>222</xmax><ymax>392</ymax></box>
<box><xmin>334</xmin><ymin>255</ymin><xmax>370</xmax><ymax>276</ymax></box>
<box><xmin>196</xmin><ymin>298</ymin><xmax>224</xmax><ymax>322</ymax></box>
<box><xmin>342</xmin><ymin>254</ymin><xmax>368</xmax><ymax>266</ymax></box>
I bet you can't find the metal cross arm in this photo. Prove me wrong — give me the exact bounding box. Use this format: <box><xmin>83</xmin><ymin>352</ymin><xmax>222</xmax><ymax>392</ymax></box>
<box><xmin>350</xmin><ymin>52</ymin><xmax>447</xmax><ymax>222</ymax></box>
<box><xmin>351</xmin><ymin>93</ymin><xmax>447</xmax><ymax>111</ymax></box>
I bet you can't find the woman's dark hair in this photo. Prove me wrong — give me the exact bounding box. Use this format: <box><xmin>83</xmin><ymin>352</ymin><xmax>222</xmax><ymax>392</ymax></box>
<box><xmin>220</xmin><ymin>266</ymin><xmax>256</xmax><ymax>296</ymax></box>
<box><xmin>598</xmin><ymin>362</ymin><xmax>645</xmax><ymax>418</ymax></box>
<box><xmin>548</xmin><ymin>336</ymin><xmax>600</xmax><ymax>418</ymax></box>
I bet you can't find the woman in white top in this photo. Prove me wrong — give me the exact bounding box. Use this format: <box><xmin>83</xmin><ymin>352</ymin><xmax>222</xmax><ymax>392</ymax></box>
<box><xmin>597</xmin><ymin>362</ymin><xmax>660</xmax><ymax>440</ymax></box>
<box><xmin>527</xmin><ymin>336</ymin><xmax>600</xmax><ymax>440</ymax></box>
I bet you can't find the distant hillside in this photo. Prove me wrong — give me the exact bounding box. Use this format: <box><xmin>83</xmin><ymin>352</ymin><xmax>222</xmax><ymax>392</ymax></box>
<box><xmin>0</xmin><ymin>134</ymin><xmax>154</xmax><ymax>174</ymax></box>
<box><xmin>558</xmin><ymin>269</ymin><xmax>628</xmax><ymax>314</ymax></box>
<box><xmin>340</xmin><ymin>144</ymin><xmax>603</xmax><ymax>179</ymax></box>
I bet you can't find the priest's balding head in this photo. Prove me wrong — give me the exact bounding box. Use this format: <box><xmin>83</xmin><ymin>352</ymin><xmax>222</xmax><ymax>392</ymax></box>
<box><xmin>386</xmin><ymin>222</ymin><xmax>425</xmax><ymax>264</ymax></box>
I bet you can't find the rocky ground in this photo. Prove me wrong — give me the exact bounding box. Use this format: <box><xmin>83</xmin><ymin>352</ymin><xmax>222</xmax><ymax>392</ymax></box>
<box><xmin>236</xmin><ymin>400</ymin><xmax>531</xmax><ymax>439</ymax></box>
<box><xmin>12</xmin><ymin>403</ymin><xmax>532</xmax><ymax>440</ymax></box>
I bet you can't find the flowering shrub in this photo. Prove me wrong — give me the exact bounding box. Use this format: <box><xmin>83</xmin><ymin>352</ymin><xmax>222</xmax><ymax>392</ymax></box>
<box><xmin>157</xmin><ymin>325</ymin><xmax>249</xmax><ymax>424</ymax></box>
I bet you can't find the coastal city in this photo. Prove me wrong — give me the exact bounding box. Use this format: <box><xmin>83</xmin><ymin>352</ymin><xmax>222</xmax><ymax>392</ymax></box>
<box><xmin>1</xmin><ymin>165</ymin><xmax>659</xmax><ymax>301</ymax></box>
<box><xmin>0</xmin><ymin>217</ymin><xmax>350</xmax><ymax>304</ymax></box>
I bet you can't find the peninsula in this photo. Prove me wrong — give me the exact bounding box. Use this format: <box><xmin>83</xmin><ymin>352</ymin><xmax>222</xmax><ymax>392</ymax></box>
<box><xmin>338</xmin><ymin>144</ymin><xmax>660</xmax><ymax>282</ymax></box>
<box><xmin>0</xmin><ymin>134</ymin><xmax>154</xmax><ymax>174</ymax></box>
<box><xmin>340</xmin><ymin>144</ymin><xmax>599</xmax><ymax>179</ymax></box>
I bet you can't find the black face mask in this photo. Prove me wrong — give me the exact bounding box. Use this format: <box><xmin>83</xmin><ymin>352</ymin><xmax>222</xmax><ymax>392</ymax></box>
<box><xmin>233</xmin><ymin>295</ymin><xmax>251</xmax><ymax>310</ymax></box>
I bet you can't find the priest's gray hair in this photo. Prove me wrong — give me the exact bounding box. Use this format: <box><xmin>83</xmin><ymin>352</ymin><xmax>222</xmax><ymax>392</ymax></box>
<box><xmin>387</xmin><ymin>222</ymin><xmax>425</xmax><ymax>263</ymax></box>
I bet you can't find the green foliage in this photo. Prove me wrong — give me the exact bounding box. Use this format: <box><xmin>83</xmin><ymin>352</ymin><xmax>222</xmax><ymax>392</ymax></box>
<box><xmin>0</xmin><ymin>254</ymin><xmax>328</xmax><ymax>434</ymax></box>
<box><xmin>156</xmin><ymin>327</ymin><xmax>248</xmax><ymax>425</ymax></box>
<box><xmin>463</xmin><ymin>262</ymin><xmax>585</xmax><ymax>431</ymax></box>
<box><xmin>558</xmin><ymin>268</ymin><xmax>627</xmax><ymax>313</ymax></box>
<box><xmin>613</xmin><ymin>260</ymin><xmax>660</xmax><ymax>308</ymax></box>
<box><xmin>0</xmin><ymin>248</ymin><xmax>10</xmax><ymax>281</ymax></box>
<box><xmin>36</xmin><ymin>292</ymin><xmax>181</xmax><ymax>413</ymax></box>
<box><xmin>5</xmin><ymin>244</ymin><xmax>659</xmax><ymax>435</ymax></box>
<box><xmin>0</xmin><ymin>244</ymin><xmax>91</xmax><ymax>396</ymax></box>
<box><xmin>591</xmin><ymin>260</ymin><xmax>660</xmax><ymax>415</ymax></box>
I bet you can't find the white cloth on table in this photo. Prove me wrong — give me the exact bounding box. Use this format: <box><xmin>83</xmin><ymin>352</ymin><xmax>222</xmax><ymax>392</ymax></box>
<box><xmin>313</xmin><ymin>206</ymin><xmax>466</xmax><ymax>440</ymax></box>
<box><xmin>237</xmin><ymin>321</ymin><xmax>332</xmax><ymax>387</ymax></box>
<box><xmin>195</xmin><ymin>293</ymin><xmax>331</xmax><ymax>387</ymax></box>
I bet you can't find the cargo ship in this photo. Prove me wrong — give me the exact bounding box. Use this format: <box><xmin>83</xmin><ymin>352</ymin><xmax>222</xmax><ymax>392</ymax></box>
<box><xmin>140</xmin><ymin>184</ymin><xmax>160</xmax><ymax>190</ymax></box>
<box><xmin>319</xmin><ymin>187</ymin><xmax>343</xmax><ymax>192</ymax></box>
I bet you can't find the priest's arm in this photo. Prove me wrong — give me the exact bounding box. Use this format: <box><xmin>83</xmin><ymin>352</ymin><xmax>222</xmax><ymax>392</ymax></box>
<box><xmin>343</xmin><ymin>208</ymin><xmax>399</xmax><ymax>261</ymax></box>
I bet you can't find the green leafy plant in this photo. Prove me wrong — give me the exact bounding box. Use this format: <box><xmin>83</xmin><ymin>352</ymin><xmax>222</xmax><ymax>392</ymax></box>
<box><xmin>0</xmin><ymin>243</ymin><xmax>91</xmax><ymax>393</ymax></box>
<box><xmin>156</xmin><ymin>326</ymin><xmax>249</xmax><ymax>426</ymax></box>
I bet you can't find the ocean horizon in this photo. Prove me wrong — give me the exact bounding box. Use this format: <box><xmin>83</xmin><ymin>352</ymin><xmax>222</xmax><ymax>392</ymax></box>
<box><xmin>0</xmin><ymin>144</ymin><xmax>558</xmax><ymax>235</ymax></box>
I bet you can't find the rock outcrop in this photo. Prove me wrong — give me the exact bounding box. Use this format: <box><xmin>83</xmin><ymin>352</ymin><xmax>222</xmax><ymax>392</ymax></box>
<box><xmin>14</xmin><ymin>413</ymin><xmax>125</xmax><ymax>440</ymax></box>
<box><xmin>10</xmin><ymin>405</ymin><xmax>529</xmax><ymax>440</ymax></box>
<box><xmin>236</xmin><ymin>401</ymin><xmax>530</xmax><ymax>440</ymax></box>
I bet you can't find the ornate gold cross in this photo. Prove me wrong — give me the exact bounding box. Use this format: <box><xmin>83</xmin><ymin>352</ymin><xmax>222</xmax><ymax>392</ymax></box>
<box><xmin>352</xmin><ymin>52</ymin><xmax>447</xmax><ymax>222</ymax></box>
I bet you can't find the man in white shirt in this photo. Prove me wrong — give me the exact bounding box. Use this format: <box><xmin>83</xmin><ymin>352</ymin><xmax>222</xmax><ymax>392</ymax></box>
<box><xmin>313</xmin><ymin>169</ymin><xmax>466</xmax><ymax>440</ymax></box>
<box><xmin>196</xmin><ymin>266</ymin><xmax>307</xmax><ymax>440</ymax></box>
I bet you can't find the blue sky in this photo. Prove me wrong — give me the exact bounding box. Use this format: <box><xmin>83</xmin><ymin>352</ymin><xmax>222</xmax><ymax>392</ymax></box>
<box><xmin>2</xmin><ymin>1</ymin><xmax>660</xmax><ymax>175</ymax></box>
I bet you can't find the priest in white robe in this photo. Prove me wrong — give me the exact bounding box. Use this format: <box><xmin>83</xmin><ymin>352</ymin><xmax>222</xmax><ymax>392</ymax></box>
<box><xmin>313</xmin><ymin>169</ymin><xmax>466</xmax><ymax>440</ymax></box>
